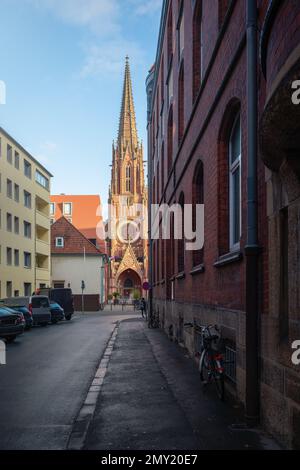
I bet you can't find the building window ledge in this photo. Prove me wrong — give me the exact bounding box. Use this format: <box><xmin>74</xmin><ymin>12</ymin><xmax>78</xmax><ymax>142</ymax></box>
<box><xmin>190</xmin><ymin>264</ymin><xmax>205</xmax><ymax>275</ymax></box>
<box><xmin>176</xmin><ymin>271</ymin><xmax>185</xmax><ymax>280</ymax></box>
<box><xmin>214</xmin><ymin>250</ymin><xmax>243</xmax><ymax>268</ymax></box>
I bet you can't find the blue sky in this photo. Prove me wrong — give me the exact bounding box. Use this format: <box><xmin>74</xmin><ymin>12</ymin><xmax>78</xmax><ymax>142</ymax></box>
<box><xmin>0</xmin><ymin>0</ymin><xmax>161</xmax><ymax>207</ymax></box>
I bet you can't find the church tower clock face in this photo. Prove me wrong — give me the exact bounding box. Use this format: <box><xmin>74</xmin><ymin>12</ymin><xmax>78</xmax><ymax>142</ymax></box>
<box><xmin>108</xmin><ymin>57</ymin><xmax>148</xmax><ymax>298</ymax></box>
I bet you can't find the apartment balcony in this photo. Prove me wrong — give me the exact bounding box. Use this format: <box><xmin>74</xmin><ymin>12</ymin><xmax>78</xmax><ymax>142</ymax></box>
<box><xmin>36</xmin><ymin>239</ymin><xmax>50</xmax><ymax>257</ymax></box>
<box><xmin>35</xmin><ymin>211</ymin><xmax>50</xmax><ymax>230</ymax></box>
<box><xmin>35</xmin><ymin>267</ymin><xmax>50</xmax><ymax>283</ymax></box>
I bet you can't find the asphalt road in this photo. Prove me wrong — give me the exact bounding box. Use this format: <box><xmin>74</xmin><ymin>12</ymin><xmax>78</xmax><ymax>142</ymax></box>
<box><xmin>0</xmin><ymin>310</ymin><xmax>138</xmax><ymax>450</ymax></box>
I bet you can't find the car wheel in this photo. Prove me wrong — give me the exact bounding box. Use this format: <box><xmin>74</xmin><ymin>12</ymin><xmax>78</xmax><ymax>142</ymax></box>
<box><xmin>6</xmin><ymin>335</ymin><xmax>17</xmax><ymax>343</ymax></box>
<box><xmin>65</xmin><ymin>315</ymin><xmax>72</xmax><ymax>321</ymax></box>
<box><xmin>51</xmin><ymin>320</ymin><xmax>58</xmax><ymax>325</ymax></box>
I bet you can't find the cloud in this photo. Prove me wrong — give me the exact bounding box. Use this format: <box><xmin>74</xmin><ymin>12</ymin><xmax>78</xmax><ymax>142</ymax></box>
<box><xmin>128</xmin><ymin>0</ymin><xmax>162</xmax><ymax>16</ymax></box>
<box><xmin>26</xmin><ymin>0</ymin><xmax>162</xmax><ymax>79</ymax></box>
<box><xmin>80</xmin><ymin>41</ymin><xmax>145</xmax><ymax>78</ymax></box>
<box><xmin>27</xmin><ymin>0</ymin><xmax>120</xmax><ymax>35</ymax></box>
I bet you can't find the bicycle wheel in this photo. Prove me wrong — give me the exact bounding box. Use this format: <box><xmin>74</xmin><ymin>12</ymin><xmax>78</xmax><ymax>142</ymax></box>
<box><xmin>199</xmin><ymin>349</ymin><xmax>213</xmax><ymax>385</ymax></box>
<box><xmin>212</xmin><ymin>365</ymin><xmax>225</xmax><ymax>401</ymax></box>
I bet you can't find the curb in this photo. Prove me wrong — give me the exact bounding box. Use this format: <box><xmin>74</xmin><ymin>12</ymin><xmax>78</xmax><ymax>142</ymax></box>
<box><xmin>67</xmin><ymin>322</ymin><xmax>119</xmax><ymax>450</ymax></box>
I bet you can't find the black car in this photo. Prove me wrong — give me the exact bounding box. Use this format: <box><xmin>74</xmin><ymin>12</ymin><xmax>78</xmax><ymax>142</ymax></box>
<box><xmin>0</xmin><ymin>307</ymin><xmax>25</xmax><ymax>343</ymax></box>
<box><xmin>49</xmin><ymin>301</ymin><xmax>65</xmax><ymax>324</ymax></box>
<box><xmin>6</xmin><ymin>305</ymin><xmax>33</xmax><ymax>330</ymax></box>
<box><xmin>40</xmin><ymin>288</ymin><xmax>74</xmax><ymax>320</ymax></box>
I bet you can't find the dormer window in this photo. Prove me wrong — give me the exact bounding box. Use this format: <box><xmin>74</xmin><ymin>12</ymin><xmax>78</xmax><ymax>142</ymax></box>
<box><xmin>55</xmin><ymin>237</ymin><xmax>64</xmax><ymax>248</ymax></box>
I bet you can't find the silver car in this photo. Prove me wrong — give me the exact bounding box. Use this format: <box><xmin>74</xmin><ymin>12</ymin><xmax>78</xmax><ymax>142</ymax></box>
<box><xmin>2</xmin><ymin>296</ymin><xmax>51</xmax><ymax>326</ymax></box>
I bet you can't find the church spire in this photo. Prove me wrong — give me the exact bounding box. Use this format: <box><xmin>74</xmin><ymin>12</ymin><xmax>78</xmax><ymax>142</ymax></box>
<box><xmin>118</xmin><ymin>56</ymin><xmax>138</xmax><ymax>154</ymax></box>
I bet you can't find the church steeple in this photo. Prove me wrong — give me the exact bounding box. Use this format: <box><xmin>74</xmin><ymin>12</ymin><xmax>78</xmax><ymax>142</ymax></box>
<box><xmin>118</xmin><ymin>56</ymin><xmax>138</xmax><ymax>154</ymax></box>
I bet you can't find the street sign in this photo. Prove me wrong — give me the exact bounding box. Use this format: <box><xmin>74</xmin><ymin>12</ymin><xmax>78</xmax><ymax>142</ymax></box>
<box><xmin>143</xmin><ymin>282</ymin><xmax>150</xmax><ymax>291</ymax></box>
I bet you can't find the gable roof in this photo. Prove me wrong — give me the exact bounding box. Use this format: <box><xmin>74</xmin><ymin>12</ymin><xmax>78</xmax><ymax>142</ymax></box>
<box><xmin>51</xmin><ymin>217</ymin><xmax>102</xmax><ymax>255</ymax></box>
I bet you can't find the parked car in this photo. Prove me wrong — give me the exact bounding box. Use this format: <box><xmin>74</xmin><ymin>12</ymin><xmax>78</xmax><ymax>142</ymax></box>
<box><xmin>2</xmin><ymin>296</ymin><xmax>51</xmax><ymax>326</ymax></box>
<box><xmin>0</xmin><ymin>306</ymin><xmax>25</xmax><ymax>343</ymax></box>
<box><xmin>3</xmin><ymin>305</ymin><xmax>33</xmax><ymax>330</ymax></box>
<box><xmin>49</xmin><ymin>301</ymin><xmax>65</xmax><ymax>324</ymax></box>
<box><xmin>40</xmin><ymin>288</ymin><xmax>74</xmax><ymax>320</ymax></box>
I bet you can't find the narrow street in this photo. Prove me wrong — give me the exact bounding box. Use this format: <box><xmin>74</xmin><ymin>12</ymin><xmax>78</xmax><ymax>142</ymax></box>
<box><xmin>0</xmin><ymin>310</ymin><xmax>137</xmax><ymax>450</ymax></box>
<box><xmin>0</xmin><ymin>309</ymin><xmax>279</xmax><ymax>451</ymax></box>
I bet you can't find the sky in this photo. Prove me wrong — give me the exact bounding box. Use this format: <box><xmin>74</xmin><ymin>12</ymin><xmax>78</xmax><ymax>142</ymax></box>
<box><xmin>0</xmin><ymin>0</ymin><xmax>161</xmax><ymax>208</ymax></box>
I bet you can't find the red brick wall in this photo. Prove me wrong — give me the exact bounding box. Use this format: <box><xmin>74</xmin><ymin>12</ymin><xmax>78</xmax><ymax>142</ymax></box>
<box><xmin>150</xmin><ymin>0</ymin><xmax>269</xmax><ymax>312</ymax></box>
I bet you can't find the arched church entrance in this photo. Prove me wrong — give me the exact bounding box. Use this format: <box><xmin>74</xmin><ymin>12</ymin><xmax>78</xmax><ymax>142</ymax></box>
<box><xmin>117</xmin><ymin>269</ymin><xmax>142</xmax><ymax>299</ymax></box>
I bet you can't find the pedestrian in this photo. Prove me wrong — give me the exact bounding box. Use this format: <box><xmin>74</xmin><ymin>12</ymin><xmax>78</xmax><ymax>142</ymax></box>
<box><xmin>140</xmin><ymin>297</ymin><xmax>147</xmax><ymax>319</ymax></box>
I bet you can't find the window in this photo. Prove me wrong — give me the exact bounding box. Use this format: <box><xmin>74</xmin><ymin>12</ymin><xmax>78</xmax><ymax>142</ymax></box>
<box><xmin>14</xmin><ymin>151</ymin><xmax>20</xmax><ymax>169</ymax></box>
<box><xmin>14</xmin><ymin>216</ymin><xmax>19</xmax><ymax>234</ymax></box>
<box><xmin>192</xmin><ymin>161</ymin><xmax>204</xmax><ymax>266</ymax></box>
<box><xmin>6</xmin><ymin>213</ymin><xmax>12</xmax><ymax>232</ymax></box>
<box><xmin>24</xmin><ymin>252</ymin><xmax>31</xmax><ymax>269</ymax></box>
<box><xmin>7</xmin><ymin>248</ymin><xmax>12</xmax><ymax>266</ymax></box>
<box><xmin>178</xmin><ymin>64</ymin><xmax>184</xmax><ymax>144</ymax></box>
<box><xmin>167</xmin><ymin>6</ymin><xmax>173</xmax><ymax>64</ymax></box>
<box><xmin>14</xmin><ymin>249</ymin><xmax>19</xmax><ymax>267</ymax></box>
<box><xmin>24</xmin><ymin>221</ymin><xmax>32</xmax><ymax>238</ymax></box>
<box><xmin>6</xmin><ymin>179</ymin><xmax>12</xmax><ymax>198</ymax></box>
<box><xmin>14</xmin><ymin>183</ymin><xmax>19</xmax><ymax>202</ymax></box>
<box><xmin>63</xmin><ymin>203</ymin><xmax>72</xmax><ymax>216</ymax></box>
<box><xmin>24</xmin><ymin>191</ymin><xmax>32</xmax><ymax>209</ymax></box>
<box><xmin>178</xmin><ymin>9</ymin><xmax>184</xmax><ymax>60</ymax></box>
<box><xmin>14</xmin><ymin>290</ymin><xmax>20</xmax><ymax>297</ymax></box>
<box><xmin>50</xmin><ymin>219</ymin><xmax>54</xmax><ymax>225</ymax></box>
<box><xmin>50</xmin><ymin>203</ymin><xmax>55</xmax><ymax>216</ymax></box>
<box><xmin>24</xmin><ymin>283</ymin><xmax>32</xmax><ymax>296</ymax></box>
<box><xmin>178</xmin><ymin>193</ymin><xmax>185</xmax><ymax>273</ymax></box>
<box><xmin>161</xmin><ymin>142</ymin><xmax>165</xmax><ymax>194</ymax></box>
<box><xmin>167</xmin><ymin>67</ymin><xmax>173</xmax><ymax>107</ymax></box>
<box><xmin>6</xmin><ymin>281</ymin><xmax>12</xmax><ymax>298</ymax></box>
<box><xmin>193</xmin><ymin>0</ymin><xmax>203</xmax><ymax>101</ymax></box>
<box><xmin>36</xmin><ymin>170</ymin><xmax>49</xmax><ymax>190</ymax></box>
<box><xmin>56</xmin><ymin>237</ymin><xmax>64</xmax><ymax>248</ymax></box>
<box><xmin>7</xmin><ymin>145</ymin><xmax>12</xmax><ymax>164</ymax></box>
<box><xmin>218</xmin><ymin>0</ymin><xmax>230</xmax><ymax>29</ymax></box>
<box><xmin>167</xmin><ymin>107</ymin><xmax>173</xmax><ymax>174</ymax></box>
<box><xmin>24</xmin><ymin>160</ymin><xmax>32</xmax><ymax>178</ymax></box>
<box><xmin>229</xmin><ymin>114</ymin><xmax>241</xmax><ymax>249</ymax></box>
<box><xmin>125</xmin><ymin>166</ymin><xmax>131</xmax><ymax>192</ymax></box>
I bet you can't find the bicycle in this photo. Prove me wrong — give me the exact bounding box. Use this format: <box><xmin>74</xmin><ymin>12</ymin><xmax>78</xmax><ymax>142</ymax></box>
<box><xmin>185</xmin><ymin>322</ymin><xmax>225</xmax><ymax>401</ymax></box>
<box><xmin>148</xmin><ymin>310</ymin><xmax>159</xmax><ymax>328</ymax></box>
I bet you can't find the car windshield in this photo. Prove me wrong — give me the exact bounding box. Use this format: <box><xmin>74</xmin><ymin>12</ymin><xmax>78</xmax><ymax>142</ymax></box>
<box><xmin>32</xmin><ymin>297</ymin><xmax>49</xmax><ymax>308</ymax></box>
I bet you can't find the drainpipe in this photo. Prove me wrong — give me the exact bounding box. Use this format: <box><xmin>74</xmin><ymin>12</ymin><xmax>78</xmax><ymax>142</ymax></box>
<box><xmin>245</xmin><ymin>0</ymin><xmax>260</xmax><ymax>425</ymax></box>
<box><xmin>148</xmin><ymin>127</ymin><xmax>153</xmax><ymax>321</ymax></box>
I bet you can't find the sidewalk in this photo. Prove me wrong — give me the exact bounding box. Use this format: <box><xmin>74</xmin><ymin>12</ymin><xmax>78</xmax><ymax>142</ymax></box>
<box><xmin>84</xmin><ymin>318</ymin><xmax>279</xmax><ymax>450</ymax></box>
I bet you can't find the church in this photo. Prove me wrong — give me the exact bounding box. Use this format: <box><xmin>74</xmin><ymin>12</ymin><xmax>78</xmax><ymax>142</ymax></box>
<box><xmin>107</xmin><ymin>57</ymin><xmax>148</xmax><ymax>299</ymax></box>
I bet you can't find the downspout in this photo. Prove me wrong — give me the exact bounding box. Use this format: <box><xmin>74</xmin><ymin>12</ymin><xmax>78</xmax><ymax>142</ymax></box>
<box><xmin>245</xmin><ymin>0</ymin><xmax>260</xmax><ymax>425</ymax></box>
<box><xmin>147</xmin><ymin>123</ymin><xmax>153</xmax><ymax>321</ymax></box>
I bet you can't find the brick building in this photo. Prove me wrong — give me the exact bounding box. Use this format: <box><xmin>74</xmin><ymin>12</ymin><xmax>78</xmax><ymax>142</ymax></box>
<box><xmin>51</xmin><ymin>217</ymin><xmax>106</xmax><ymax>311</ymax></box>
<box><xmin>147</xmin><ymin>0</ymin><xmax>300</xmax><ymax>448</ymax></box>
<box><xmin>50</xmin><ymin>194</ymin><xmax>106</xmax><ymax>254</ymax></box>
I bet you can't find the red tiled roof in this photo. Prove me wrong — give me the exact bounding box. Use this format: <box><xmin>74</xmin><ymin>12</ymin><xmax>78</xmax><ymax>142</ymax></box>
<box><xmin>51</xmin><ymin>217</ymin><xmax>102</xmax><ymax>255</ymax></box>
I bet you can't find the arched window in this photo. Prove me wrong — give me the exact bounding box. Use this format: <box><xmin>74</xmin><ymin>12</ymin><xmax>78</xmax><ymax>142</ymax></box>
<box><xmin>178</xmin><ymin>63</ymin><xmax>184</xmax><ymax>144</ymax></box>
<box><xmin>193</xmin><ymin>0</ymin><xmax>203</xmax><ymax>101</ymax></box>
<box><xmin>229</xmin><ymin>113</ymin><xmax>241</xmax><ymax>249</ymax></box>
<box><xmin>136</xmin><ymin>164</ymin><xmax>140</xmax><ymax>194</ymax></box>
<box><xmin>192</xmin><ymin>160</ymin><xmax>204</xmax><ymax>266</ymax></box>
<box><xmin>161</xmin><ymin>142</ymin><xmax>165</xmax><ymax>196</ymax></box>
<box><xmin>217</xmin><ymin>99</ymin><xmax>241</xmax><ymax>255</ymax></box>
<box><xmin>167</xmin><ymin>106</ymin><xmax>173</xmax><ymax>174</ymax></box>
<box><xmin>126</xmin><ymin>165</ymin><xmax>131</xmax><ymax>192</ymax></box>
<box><xmin>218</xmin><ymin>0</ymin><xmax>229</xmax><ymax>29</ymax></box>
<box><xmin>167</xmin><ymin>6</ymin><xmax>173</xmax><ymax>64</ymax></box>
<box><xmin>178</xmin><ymin>192</ymin><xmax>185</xmax><ymax>273</ymax></box>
